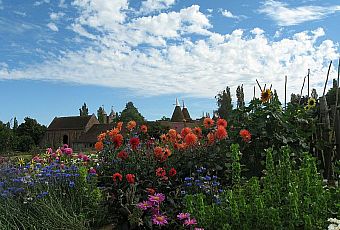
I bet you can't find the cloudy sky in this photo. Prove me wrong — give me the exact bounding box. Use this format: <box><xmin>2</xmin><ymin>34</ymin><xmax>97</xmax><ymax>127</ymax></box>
<box><xmin>0</xmin><ymin>0</ymin><xmax>339</xmax><ymax>125</ymax></box>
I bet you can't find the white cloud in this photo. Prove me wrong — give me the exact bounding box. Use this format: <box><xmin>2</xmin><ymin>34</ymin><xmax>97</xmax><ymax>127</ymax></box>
<box><xmin>34</xmin><ymin>0</ymin><xmax>50</xmax><ymax>6</ymax></box>
<box><xmin>220</xmin><ymin>9</ymin><xmax>238</xmax><ymax>19</ymax></box>
<box><xmin>207</xmin><ymin>8</ymin><xmax>213</xmax><ymax>13</ymax></box>
<box><xmin>140</xmin><ymin>0</ymin><xmax>176</xmax><ymax>13</ymax></box>
<box><xmin>50</xmin><ymin>12</ymin><xmax>65</xmax><ymax>21</ymax></box>
<box><xmin>1</xmin><ymin>1</ymin><xmax>339</xmax><ymax>104</ymax></box>
<box><xmin>13</xmin><ymin>11</ymin><xmax>27</xmax><ymax>17</ymax></box>
<box><xmin>59</xmin><ymin>0</ymin><xmax>67</xmax><ymax>8</ymax></box>
<box><xmin>259</xmin><ymin>0</ymin><xmax>340</xmax><ymax>26</ymax></box>
<box><xmin>47</xmin><ymin>22</ymin><xmax>58</xmax><ymax>31</ymax></box>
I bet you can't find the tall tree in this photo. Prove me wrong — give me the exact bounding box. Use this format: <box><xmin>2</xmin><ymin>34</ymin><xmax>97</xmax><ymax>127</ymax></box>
<box><xmin>16</xmin><ymin>117</ymin><xmax>46</xmax><ymax>146</ymax></box>
<box><xmin>236</xmin><ymin>85</ymin><xmax>245</xmax><ymax>109</ymax></box>
<box><xmin>119</xmin><ymin>102</ymin><xmax>145</xmax><ymax>123</ymax></box>
<box><xmin>79</xmin><ymin>103</ymin><xmax>89</xmax><ymax>116</ymax></box>
<box><xmin>0</xmin><ymin>121</ymin><xmax>15</xmax><ymax>152</ymax></box>
<box><xmin>216</xmin><ymin>86</ymin><xmax>233</xmax><ymax>120</ymax></box>
<box><xmin>13</xmin><ymin>117</ymin><xmax>18</xmax><ymax>131</ymax></box>
<box><xmin>97</xmin><ymin>106</ymin><xmax>106</xmax><ymax>124</ymax></box>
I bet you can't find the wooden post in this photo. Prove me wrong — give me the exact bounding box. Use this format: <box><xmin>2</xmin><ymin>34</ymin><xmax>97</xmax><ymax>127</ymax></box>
<box><xmin>256</xmin><ymin>79</ymin><xmax>262</xmax><ymax>91</ymax></box>
<box><xmin>285</xmin><ymin>75</ymin><xmax>287</xmax><ymax>110</ymax></box>
<box><xmin>298</xmin><ymin>75</ymin><xmax>306</xmax><ymax>105</ymax></box>
<box><xmin>253</xmin><ymin>85</ymin><xmax>256</xmax><ymax>100</ymax></box>
<box><xmin>307</xmin><ymin>69</ymin><xmax>310</xmax><ymax>98</ymax></box>
<box><xmin>323</xmin><ymin>61</ymin><xmax>333</xmax><ymax>97</ymax></box>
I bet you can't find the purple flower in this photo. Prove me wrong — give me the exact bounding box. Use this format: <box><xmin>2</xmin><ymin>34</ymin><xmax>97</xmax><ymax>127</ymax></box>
<box><xmin>184</xmin><ymin>218</ymin><xmax>197</xmax><ymax>226</ymax></box>
<box><xmin>137</xmin><ymin>201</ymin><xmax>152</xmax><ymax>210</ymax></box>
<box><xmin>177</xmin><ymin>212</ymin><xmax>190</xmax><ymax>220</ymax></box>
<box><xmin>152</xmin><ymin>213</ymin><xmax>168</xmax><ymax>226</ymax></box>
<box><xmin>148</xmin><ymin>193</ymin><xmax>165</xmax><ymax>204</ymax></box>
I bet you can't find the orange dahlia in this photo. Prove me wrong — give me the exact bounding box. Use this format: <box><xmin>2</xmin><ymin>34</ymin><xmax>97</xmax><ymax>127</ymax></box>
<box><xmin>193</xmin><ymin>127</ymin><xmax>202</xmax><ymax>137</ymax></box>
<box><xmin>95</xmin><ymin>141</ymin><xmax>104</xmax><ymax>151</ymax></box>
<box><xmin>184</xmin><ymin>133</ymin><xmax>197</xmax><ymax>146</ymax></box>
<box><xmin>168</xmin><ymin>129</ymin><xmax>177</xmax><ymax>139</ymax></box>
<box><xmin>113</xmin><ymin>134</ymin><xmax>124</xmax><ymax>148</ymax></box>
<box><xmin>239</xmin><ymin>129</ymin><xmax>251</xmax><ymax>142</ymax></box>
<box><xmin>217</xmin><ymin>118</ymin><xmax>228</xmax><ymax>128</ymax></box>
<box><xmin>116</xmin><ymin>122</ymin><xmax>123</xmax><ymax>131</ymax></box>
<box><xmin>207</xmin><ymin>132</ymin><xmax>215</xmax><ymax>145</ymax></box>
<box><xmin>127</xmin><ymin>120</ymin><xmax>137</xmax><ymax>131</ymax></box>
<box><xmin>203</xmin><ymin>117</ymin><xmax>214</xmax><ymax>129</ymax></box>
<box><xmin>215</xmin><ymin>126</ymin><xmax>228</xmax><ymax>140</ymax></box>
<box><xmin>181</xmin><ymin>127</ymin><xmax>192</xmax><ymax>138</ymax></box>
<box><xmin>140</xmin><ymin>125</ymin><xmax>148</xmax><ymax>133</ymax></box>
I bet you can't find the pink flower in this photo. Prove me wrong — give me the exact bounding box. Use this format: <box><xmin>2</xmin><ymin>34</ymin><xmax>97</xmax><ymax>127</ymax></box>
<box><xmin>137</xmin><ymin>201</ymin><xmax>152</xmax><ymax>210</ymax></box>
<box><xmin>88</xmin><ymin>167</ymin><xmax>96</xmax><ymax>174</ymax></box>
<box><xmin>148</xmin><ymin>193</ymin><xmax>165</xmax><ymax>204</ymax></box>
<box><xmin>184</xmin><ymin>218</ymin><xmax>197</xmax><ymax>226</ymax></box>
<box><xmin>64</xmin><ymin>148</ymin><xmax>73</xmax><ymax>155</ymax></box>
<box><xmin>177</xmin><ymin>212</ymin><xmax>190</xmax><ymax>220</ymax></box>
<box><xmin>82</xmin><ymin>155</ymin><xmax>89</xmax><ymax>161</ymax></box>
<box><xmin>152</xmin><ymin>213</ymin><xmax>168</xmax><ymax>226</ymax></box>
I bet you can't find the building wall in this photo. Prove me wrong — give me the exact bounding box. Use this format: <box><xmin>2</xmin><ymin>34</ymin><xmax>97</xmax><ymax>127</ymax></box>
<box><xmin>42</xmin><ymin>130</ymin><xmax>85</xmax><ymax>149</ymax></box>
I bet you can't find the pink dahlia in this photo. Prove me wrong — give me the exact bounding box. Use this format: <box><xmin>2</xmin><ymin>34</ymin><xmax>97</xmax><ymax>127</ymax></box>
<box><xmin>177</xmin><ymin>212</ymin><xmax>190</xmax><ymax>220</ymax></box>
<box><xmin>148</xmin><ymin>193</ymin><xmax>165</xmax><ymax>204</ymax></box>
<box><xmin>137</xmin><ymin>201</ymin><xmax>152</xmax><ymax>210</ymax></box>
<box><xmin>152</xmin><ymin>213</ymin><xmax>168</xmax><ymax>226</ymax></box>
<box><xmin>184</xmin><ymin>218</ymin><xmax>197</xmax><ymax>226</ymax></box>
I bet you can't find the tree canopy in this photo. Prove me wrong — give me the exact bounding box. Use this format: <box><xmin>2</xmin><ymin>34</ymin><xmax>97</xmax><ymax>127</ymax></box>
<box><xmin>119</xmin><ymin>102</ymin><xmax>145</xmax><ymax>123</ymax></box>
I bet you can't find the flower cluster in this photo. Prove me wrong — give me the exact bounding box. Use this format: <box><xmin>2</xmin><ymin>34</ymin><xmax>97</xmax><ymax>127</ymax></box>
<box><xmin>112</xmin><ymin>172</ymin><xmax>136</xmax><ymax>184</ymax></box>
<box><xmin>137</xmin><ymin>193</ymin><xmax>168</xmax><ymax>226</ymax></box>
<box><xmin>182</xmin><ymin>167</ymin><xmax>223</xmax><ymax>204</ymax></box>
<box><xmin>328</xmin><ymin>218</ymin><xmax>340</xmax><ymax>230</ymax></box>
<box><xmin>177</xmin><ymin>212</ymin><xmax>199</xmax><ymax>227</ymax></box>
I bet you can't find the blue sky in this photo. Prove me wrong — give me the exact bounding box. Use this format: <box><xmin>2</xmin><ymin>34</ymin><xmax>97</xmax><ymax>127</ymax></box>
<box><xmin>0</xmin><ymin>0</ymin><xmax>340</xmax><ymax>125</ymax></box>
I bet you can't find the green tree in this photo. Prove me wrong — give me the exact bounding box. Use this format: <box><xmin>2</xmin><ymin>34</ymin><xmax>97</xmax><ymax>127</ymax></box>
<box><xmin>236</xmin><ymin>85</ymin><xmax>245</xmax><ymax>109</ymax></box>
<box><xmin>0</xmin><ymin>121</ymin><xmax>15</xmax><ymax>152</ymax></box>
<box><xmin>16</xmin><ymin>117</ymin><xmax>46</xmax><ymax>147</ymax></box>
<box><xmin>119</xmin><ymin>102</ymin><xmax>145</xmax><ymax>123</ymax></box>
<box><xmin>13</xmin><ymin>117</ymin><xmax>18</xmax><ymax>131</ymax></box>
<box><xmin>79</xmin><ymin>103</ymin><xmax>89</xmax><ymax>116</ymax></box>
<box><xmin>97</xmin><ymin>106</ymin><xmax>106</xmax><ymax>124</ymax></box>
<box><xmin>216</xmin><ymin>86</ymin><xmax>233</xmax><ymax>120</ymax></box>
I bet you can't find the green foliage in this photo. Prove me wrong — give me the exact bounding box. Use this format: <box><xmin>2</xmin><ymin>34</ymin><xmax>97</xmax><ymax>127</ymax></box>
<box><xmin>184</xmin><ymin>146</ymin><xmax>338</xmax><ymax>230</ymax></box>
<box><xmin>79</xmin><ymin>103</ymin><xmax>89</xmax><ymax>116</ymax></box>
<box><xmin>119</xmin><ymin>102</ymin><xmax>145</xmax><ymax>123</ymax></box>
<box><xmin>97</xmin><ymin>106</ymin><xmax>106</xmax><ymax>124</ymax></box>
<box><xmin>16</xmin><ymin>117</ymin><xmax>46</xmax><ymax>146</ymax></box>
<box><xmin>0</xmin><ymin>121</ymin><xmax>15</xmax><ymax>152</ymax></box>
<box><xmin>216</xmin><ymin>86</ymin><xmax>233</xmax><ymax>120</ymax></box>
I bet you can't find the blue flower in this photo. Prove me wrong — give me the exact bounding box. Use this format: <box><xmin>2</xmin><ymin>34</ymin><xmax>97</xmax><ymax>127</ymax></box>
<box><xmin>185</xmin><ymin>182</ymin><xmax>192</xmax><ymax>187</ymax></box>
<box><xmin>212</xmin><ymin>182</ymin><xmax>220</xmax><ymax>187</ymax></box>
<box><xmin>204</xmin><ymin>176</ymin><xmax>211</xmax><ymax>181</ymax></box>
<box><xmin>213</xmin><ymin>175</ymin><xmax>218</xmax><ymax>180</ymax></box>
<box><xmin>184</xmin><ymin>177</ymin><xmax>193</xmax><ymax>181</ymax></box>
<box><xmin>69</xmin><ymin>181</ymin><xmax>75</xmax><ymax>188</ymax></box>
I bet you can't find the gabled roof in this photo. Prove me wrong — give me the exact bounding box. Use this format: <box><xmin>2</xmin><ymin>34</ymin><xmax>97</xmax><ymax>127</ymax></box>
<box><xmin>76</xmin><ymin>123</ymin><xmax>116</xmax><ymax>143</ymax></box>
<box><xmin>47</xmin><ymin>115</ymin><xmax>96</xmax><ymax>130</ymax></box>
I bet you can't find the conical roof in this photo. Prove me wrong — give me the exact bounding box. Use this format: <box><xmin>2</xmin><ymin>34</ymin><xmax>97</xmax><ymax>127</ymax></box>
<box><xmin>171</xmin><ymin>98</ymin><xmax>184</xmax><ymax>122</ymax></box>
<box><xmin>182</xmin><ymin>100</ymin><xmax>192</xmax><ymax>122</ymax></box>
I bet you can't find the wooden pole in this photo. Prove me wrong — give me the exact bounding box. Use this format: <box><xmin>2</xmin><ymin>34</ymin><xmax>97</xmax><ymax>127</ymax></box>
<box><xmin>298</xmin><ymin>75</ymin><xmax>306</xmax><ymax>105</ymax></box>
<box><xmin>256</xmin><ymin>79</ymin><xmax>262</xmax><ymax>91</ymax></box>
<box><xmin>253</xmin><ymin>85</ymin><xmax>256</xmax><ymax>100</ymax></box>
<box><xmin>307</xmin><ymin>69</ymin><xmax>310</xmax><ymax>98</ymax></box>
<box><xmin>285</xmin><ymin>75</ymin><xmax>287</xmax><ymax>110</ymax></box>
<box><xmin>323</xmin><ymin>61</ymin><xmax>333</xmax><ymax>97</ymax></box>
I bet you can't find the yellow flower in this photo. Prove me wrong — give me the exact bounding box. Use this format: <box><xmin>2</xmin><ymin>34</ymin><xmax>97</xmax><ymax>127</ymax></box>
<box><xmin>18</xmin><ymin>158</ymin><xmax>25</xmax><ymax>167</ymax></box>
<box><xmin>307</xmin><ymin>98</ymin><xmax>316</xmax><ymax>109</ymax></box>
<box><xmin>261</xmin><ymin>89</ymin><xmax>272</xmax><ymax>103</ymax></box>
